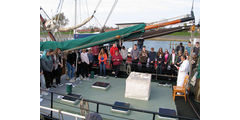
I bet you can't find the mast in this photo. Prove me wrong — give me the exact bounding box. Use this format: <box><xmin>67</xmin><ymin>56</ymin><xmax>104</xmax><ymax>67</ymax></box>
<box><xmin>189</xmin><ymin>0</ymin><xmax>195</xmax><ymax>78</ymax></box>
<box><xmin>74</xmin><ymin>0</ymin><xmax>77</xmax><ymax>34</ymax></box>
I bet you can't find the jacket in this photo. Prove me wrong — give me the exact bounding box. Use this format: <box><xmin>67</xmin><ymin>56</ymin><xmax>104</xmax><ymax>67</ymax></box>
<box><xmin>168</xmin><ymin>53</ymin><xmax>178</xmax><ymax>64</ymax></box>
<box><xmin>110</xmin><ymin>46</ymin><xmax>119</xmax><ymax>57</ymax></box>
<box><xmin>87</xmin><ymin>53</ymin><xmax>94</xmax><ymax>63</ymax></box>
<box><xmin>67</xmin><ymin>52</ymin><xmax>76</xmax><ymax>65</ymax></box>
<box><xmin>112</xmin><ymin>54</ymin><xmax>123</xmax><ymax>66</ymax></box>
<box><xmin>81</xmin><ymin>52</ymin><xmax>90</xmax><ymax>64</ymax></box>
<box><xmin>130</xmin><ymin>49</ymin><xmax>139</xmax><ymax>59</ymax></box>
<box><xmin>175</xmin><ymin>45</ymin><xmax>185</xmax><ymax>54</ymax></box>
<box><xmin>139</xmin><ymin>50</ymin><xmax>148</xmax><ymax>63</ymax></box>
<box><xmin>40</xmin><ymin>57</ymin><xmax>53</xmax><ymax>72</ymax></box>
<box><xmin>120</xmin><ymin>49</ymin><xmax>128</xmax><ymax>60</ymax></box>
<box><xmin>148</xmin><ymin>51</ymin><xmax>156</xmax><ymax>62</ymax></box>
<box><xmin>98</xmin><ymin>53</ymin><xmax>108</xmax><ymax>64</ymax></box>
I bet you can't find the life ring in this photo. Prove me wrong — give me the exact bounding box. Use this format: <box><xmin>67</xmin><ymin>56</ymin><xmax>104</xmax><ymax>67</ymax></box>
<box><xmin>80</xmin><ymin>99</ymin><xmax>89</xmax><ymax>116</ymax></box>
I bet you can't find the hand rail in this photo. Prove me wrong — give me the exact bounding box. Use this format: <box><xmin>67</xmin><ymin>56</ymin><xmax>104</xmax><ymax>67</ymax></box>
<box><xmin>40</xmin><ymin>88</ymin><xmax>199</xmax><ymax>120</ymax></box>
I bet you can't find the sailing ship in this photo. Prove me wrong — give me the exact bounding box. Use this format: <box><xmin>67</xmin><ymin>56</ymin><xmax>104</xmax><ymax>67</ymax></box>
<box><xmin>40</xmin><ymin>0</ymin><xmax>200</xmax><ymax>120</ymax></box>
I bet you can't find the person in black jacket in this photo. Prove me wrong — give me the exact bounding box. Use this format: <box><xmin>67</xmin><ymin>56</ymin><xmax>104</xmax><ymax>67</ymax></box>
<box><xmin>67</xmin><ymin>51</ymin><xmax>76</xmax><ymax>80</ymax></box>
<box><xmin>148</xmin><ymin>47</ymin><xmax>157</xmax><ymax>72</ymax></box>
<box><xmin>175</xmin><ymin>42</ymin><xmax>185</xmax><ymax>54</ymax></box>
<box><xmin>76</xmin><ymin>50</ymin><xmax>83</xmax><ymax>80</ymax></box>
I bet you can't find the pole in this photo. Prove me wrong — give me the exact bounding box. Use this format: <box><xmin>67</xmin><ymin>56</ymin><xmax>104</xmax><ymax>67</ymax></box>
<box><xmin>189</xmin><ymin>23</ymin><xmax>195</xmax><ymax>78</ymax></box>
<box><xmin>74</xmin><ymin>0</ymin><xmax>77</xmax><ymax>34</ymax></box>
<box><xmin>50</xmin><ymin>92</ymin><xmax>53</xmax><ymax>117</ymax></box>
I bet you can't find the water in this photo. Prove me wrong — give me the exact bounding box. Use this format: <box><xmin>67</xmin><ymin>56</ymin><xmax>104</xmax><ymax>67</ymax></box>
<box><xmin>122</xmin><ymin>40</ymin><xmax>188</xmax><ymax>53</ymax></box>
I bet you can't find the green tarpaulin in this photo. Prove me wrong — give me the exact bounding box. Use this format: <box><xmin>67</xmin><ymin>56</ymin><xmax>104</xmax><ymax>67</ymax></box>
<box><xmin>40</xmin><ymin>24</ymin><xmax>146</xmax><ymax>51</ymax></box>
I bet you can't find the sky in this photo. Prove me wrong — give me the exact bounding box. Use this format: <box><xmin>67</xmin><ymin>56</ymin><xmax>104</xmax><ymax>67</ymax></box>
<box><xmin>40</xmin><ymin>0</ymin><xmax>200</xmax><ymax>28</ymax></box>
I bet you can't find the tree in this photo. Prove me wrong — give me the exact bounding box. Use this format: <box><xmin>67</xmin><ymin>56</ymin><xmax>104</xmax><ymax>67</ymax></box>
<box><xmin>52</xmin><ymin>12</ymin><xmax>69</xmax><ymax>27</ymax></box>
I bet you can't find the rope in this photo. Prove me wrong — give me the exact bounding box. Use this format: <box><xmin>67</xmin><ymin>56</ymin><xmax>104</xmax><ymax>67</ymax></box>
<box><xmin>40</xmin><ymin>7</ymin><xmax>51</xmax><ymax>20</ymax></box>
<box><xmin>58</xmin><ymin>109</ymin><xmax>64</xmax><ymax>120</ymax></box>
<box><xmin>94</xmin><ymin>16</ymin><xmax>102</xmax><ymax>28</ymax></box>
<box><xmin>187</xmin><ymin>95</ymin><xmax>200</xmax><ymax>119</ymax></box>
<box><xmin>93</xmin><ymin>0</ymin><xmax>102</xmax><ymax>14</ymax></box>
<box><xmin>102</xmin><ymin>0</ymin><xmax>118</xmax><ymax>31</ymax></box>
<box><xmin>126</xmin><ymin>64</ymin><xmax>131</xmax><ymax>75</ymax></box>
<box><xmin>80</xmin><ymin>98</ymin><xmax>89</xmax><ymax>116</ymax></box>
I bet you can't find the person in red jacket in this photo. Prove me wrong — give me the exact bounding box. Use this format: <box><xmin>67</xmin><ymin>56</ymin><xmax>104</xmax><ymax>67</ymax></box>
<box><xmin>110</xmin><ymin>43</ymin><xmax>119</xmax><ymax>57</ymax></box>
<box><xmin>112</xmin><ymin>50</ymin><xmax>123</xmax><ymax>78</ymax></box>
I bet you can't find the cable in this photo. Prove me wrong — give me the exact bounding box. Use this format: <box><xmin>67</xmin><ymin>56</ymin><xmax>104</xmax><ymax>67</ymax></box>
<box><xmin>101</xmin><ymin>0</ymin><xmax>118</xmax><ymax>31</ymax></box>
<box><xmin>187</xmin><ymin>94</ymin><xmax>200</xmax><ymax>119</ymax></box>
<box><xmin>93</xmin><ymin>0</ymin><xmax>102</xmax><ymax>14</ymax></box>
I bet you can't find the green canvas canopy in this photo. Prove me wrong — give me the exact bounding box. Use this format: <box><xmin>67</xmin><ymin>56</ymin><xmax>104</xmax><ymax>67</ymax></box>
<box><xmin>40</xmin><ymin>24</ymin><xmax>146</xmax><ymax>51</ymax></box>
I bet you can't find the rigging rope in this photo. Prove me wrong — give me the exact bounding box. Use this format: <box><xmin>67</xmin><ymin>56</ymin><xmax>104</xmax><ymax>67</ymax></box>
<box><xmin>101</xmin><ymin>0</ymin><xmax>118</xmax><ymax>31</ymax></box>
<box><xmin>40</xmin><ymin>7</ymin><xmax>51</xmax><ymax>20</ymax></box>
<box><xmin>93</xmin><ymin>0</ymin><xmax>102</xmax><ymax>14</ymax></box>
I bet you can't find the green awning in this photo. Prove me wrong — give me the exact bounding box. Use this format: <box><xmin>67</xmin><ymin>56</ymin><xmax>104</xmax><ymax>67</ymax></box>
<box><xmin>40</xmin><ymin>24</ymin><xmax>145</xmax><ymax>51</ymax></box>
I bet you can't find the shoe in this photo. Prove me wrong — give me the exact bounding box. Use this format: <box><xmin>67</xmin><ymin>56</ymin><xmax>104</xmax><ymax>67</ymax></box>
<box><xmin>46</xmin><ymin>88</ymin><xmax>50</xmax><ymax>91</ymax></box>
<box><xmin>70</xmin><ymin>78</ymin><xmax>75</xmax><ymax>82</ymax></box>
<box><xmin>58</xmin><ymin>83</ymin><xmax>63</xmax><ymax>87</ymax></box>
<box><xmin>112</xmin><ymin>71</ymin><xmax>115</xmax><ymax>74</ymax></box>
<box><xmin>42</xmin><ymin>91</ymin><xmax>49</xmax><ymax>96</ymax></box>
<box><xmin>103</xmin><ymin>76</ymin><xmax>107</xmax><ymax>79</ymax></box>
<box><xmin>80</xmin><ymin>75</ymin><xmax>83</xmax><ymax>80</ymax></box>
<box><xmin>115</xmin><ymin>76</ymin><xmax>117</xmax><ymax>78</ymax></box>
<box><xmin>99</xmin><ymin>76</ymin><xmax>103</xmax><ymax>78</ymax></box>
<box><xmin>83</xmin><ymin>77</ymin><xmax>87</xmax><ymax>81</ymax></box>
<box><xmin>76</xmin><ymin>77</ymin><xmax>80</xmax><ymax>81</ymax></box>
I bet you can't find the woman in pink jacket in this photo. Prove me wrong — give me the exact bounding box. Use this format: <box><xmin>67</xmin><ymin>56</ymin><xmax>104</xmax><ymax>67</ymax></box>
<box><xmin>112</xmin><ymin>51</ymin><xmax>123</xmax><ymax>78</ymax></box>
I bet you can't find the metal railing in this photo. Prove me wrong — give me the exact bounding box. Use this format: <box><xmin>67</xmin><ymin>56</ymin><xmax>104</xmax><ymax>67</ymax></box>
<box><xmin>40</xmin><ymin>88</ymin><xmax>199</xmax><ymax>120</ymax></box>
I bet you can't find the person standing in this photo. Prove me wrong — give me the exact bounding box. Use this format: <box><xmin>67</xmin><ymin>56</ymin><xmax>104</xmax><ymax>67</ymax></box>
<box><xmin>110</xmin><ymin>43</ymin><xmax>119</xmax><ymax>58</ymax></box>
<box><xmin>91</xmin><ymin>45</ymin><xmax>100</xmax><ymax>65</ymax></box>
<box><xmin>120</xmin><ymin>46</ymin><xmax>128</xmax><ymax>61</ymax></box>
<box><xmin>184</xmin><ymin>50</ymin><xmax>190</xmax><ymax>60</ymax></box>
<box><xmin>168</xmin><ymin>49</ymin><xmax>178</xmax><ymax>75</ymax></box>
<box><xmin>175</xmin><ymin>42</ymin><xmax>185</xmax><ymax>54</ymax></box>
<box><xmin>176</xmin><ymin>51</ymin><xmax>183</xmax><ymax>67</ymax></box>
<box><xmin>148</xmin><ymin>47</ymin><xmax>157</xmax><ymax>72</ymax></box>
<box><xmin>81</xmin><ymin>49</ymin><xmax>90</xmax><ymax>80</ymax></box>
<box><xmin>185</xmin><ymin>41</ymin><xmax>191</xmax><ymax>55</ymax></box>
<box><xmin>157</xmin><ymin>48</ymin><xmax>164</xmax><ymax>74</ymax></box>
<box><xmin>41</xmin><ymin>50</ymin><xmax>54</xmax><ymax>89</ymax></box>
<box><xmin>137</xmin><ymin>36</ymin><xmax>144</xmax><ymax>51</ymax></box>
<box><xmin>163</xmin><ymin>49</ymin><xmax>170</xmax><ymax>74</ymax></box>
<box><xmin>76</xmin><ymin>50</ymin><xmax>83</xmax><ymax>80</ymax></box>
<box><xmin>139</xmin><ymin>46</ymin><xmax>148</xmax><ymax>71</ymax></box>
<box><xmin>176</xmin><ymin>55</ymin><xmax>190</xmax><ymax>86</ymax></box>
<box><xmin>130</xmin><ymin>44</ymin><xmax>139</xmax><ymax>71</ymax></box>
<box><xmin>67</xmin><ymin>51</ymin><xmax>76</xmax><ymax>81</ymax></box>
<box><xmin>53</xmin><ymin>48</ymin><xmax>63</xmax><ymax>86</ymax></box>
<box><xmin>98</xmin><ymin>48</ymin><xmax>108</xmax><ymax>78</ymax></box>
<box><xmin>193</xmin><ymin>42</ymin><xmax>200</xmax><ymax>56</ymax></box>
<box><xmin>112</xmin><ymin>51</ymin><xmax>123</xmax><ymax>78</ymax></box>
<box><xmin>87</xmin><ymin>49</ymin><xmax>94</xmax><ymax>73</ymax></box>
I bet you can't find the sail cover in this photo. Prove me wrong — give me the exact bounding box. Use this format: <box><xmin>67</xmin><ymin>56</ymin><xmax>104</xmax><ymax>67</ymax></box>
<box><xmin>40</xmin><ymin>24</ymin><xmax>145</xmax><ymax>51</ymax></box>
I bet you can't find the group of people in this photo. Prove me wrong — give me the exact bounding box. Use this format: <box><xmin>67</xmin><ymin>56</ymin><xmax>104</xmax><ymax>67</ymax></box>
<box><xmin>40</xmin><ymin>48</ymin><xmax>64</xmax><ymax>91</ymax></box>
<box><xmin>40</xmin><ymin>41</ymin><xmax>200</xmax><ymax>90</ymax></box>
<box><xmin>129</xmin><ymin>41</ymin><xmax>200</xmax><ymax>77</ymax></box>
